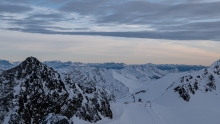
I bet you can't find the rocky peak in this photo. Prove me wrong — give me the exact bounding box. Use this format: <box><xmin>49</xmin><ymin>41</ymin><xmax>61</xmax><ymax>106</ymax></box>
<box><xmin>209</xmin><ymin>59</ymin><xmax>220</xmax><ymax>76</ymax></box>
<box><xmin>165</xmin><ymin>59</ymin><xmax>220</xmax><ymax>102</ymax></box>
<box><xmin>0</xmin><ymin>57</ymin><xmax>113</xmax><ymax>124</ymax></box>
<box><xmin>0</xmin><ymin>57</ymin><xmax>68</xmax><ymax>123</ymax></box>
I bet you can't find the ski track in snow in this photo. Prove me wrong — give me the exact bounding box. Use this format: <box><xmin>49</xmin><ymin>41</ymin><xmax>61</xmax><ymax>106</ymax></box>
<box><xmin>1</xmin><ymin>58</ymin><xmax>220</xmax><ymax>124</ymax></box>
<box><xmin>75</xmin><ymin>101</ymin><xmax>220</xmax><ymax>124</ymax></box>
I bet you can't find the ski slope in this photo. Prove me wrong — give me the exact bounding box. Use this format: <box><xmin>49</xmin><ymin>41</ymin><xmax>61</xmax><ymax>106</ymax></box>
<box><xmin>75</xmin><ymin>60</ymin><xmax>220</xmax><ymax>124</ymax></box>
<box><xmin>73</xmin><ymin>102</ymin><xmax>220</xmax><ymax>124</ymax></box>
<box><xmin>118</xmin><ymin>72</ymin><xmax>190</xmax><ymax>103</ymax></box>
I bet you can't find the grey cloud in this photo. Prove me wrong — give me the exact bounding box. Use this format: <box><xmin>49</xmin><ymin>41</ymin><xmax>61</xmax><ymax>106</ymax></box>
<box><xmin>74</xmin><ymin>27</ymin><xmax>90</xmax><ymax>30</ymax></box>
<box><xmin>2</xmin><ymin>11</ymin><xmax>73</xmax><ymax>35</ymax></box>
<box><xmin>0</xmin><ymin>0</ymin><xmax>29</xmax><ymax>3</ymax></box>
<box><xmin>8</xmin><ymin>19</ymin><xmax>72</xmax><ymax>31</ymax></box>
<box><xmin>95</xmin><ymin>1</ymin><xmax>220</xmax><ymax>37</ymax></box>
<box><xmin>0</xmin><ymin>14</ymin><xmax>14</xmax><ymax>19</ymax></box>
<box><xmin>58</xmin><ymin>31</ymin><xmax>220</xmax><ymax>41</ymax></box>
<box><xmin>4</xmin><ymin>26</ymin><xmax>220</xmax><ymax>41</ymax></box>
<box><xmin>68</xmin><ymin>0</ymin><xmax>217</xmax><ymax>34</ymax></box>
<box><xmin>11</xmin><ymin>19</ymin><xmax>51</xmax><ymax>26</ymax></box>
<box><xmin>60</xmin><ymin>0</ymin><xmax>115</xmax><ymax>15</ymax></box>
<box><xmin>24</xmin><ymin>13</ymin><xmax>70</xmax><ymax>22</ymax></box>
<box><xmin>1</xmin><ymin>0</ymin><xmax>220</xmax><ymax>41</ymax></box>
<box><xmin>6</xmin><ymin>27</ymin><xmax>54</xmax><ymax>33</ymax></box>
<box><xmin>49</xmin><ymin>0</ymin><xmax>72</xmax><ymax>3</ymax></box>
<box><xmin>27</xmin><ymin>13</ymin><xmax>64</xmax><ymax>19</ymax></box>
<box><xmin>0</xmin><ymin>3</ymin><xmax>32</xmax><ymax>13</ymax></box>
<box><xmin>98</xmin><ymin>1</ymin><xmax>220</xmax><ymax>25</ymax></box>
<box><xmin>158</xmin><ymin>21</ymin><xmax>220</xmax><ymax>31</ymax></box>
<box><xmin>159</xmin><ymin>2</ymin><xmax>220</xmax><ymax>18</ymax></box>
<box><xmin>5</xmin><ymin>25</ymin><xmax>71</xmax><ymax>33</ymax></box>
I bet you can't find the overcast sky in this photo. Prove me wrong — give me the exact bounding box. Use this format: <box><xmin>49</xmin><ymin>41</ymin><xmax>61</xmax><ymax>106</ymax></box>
<box><xmin>0</xmin><ymin>0</ymin><xmax>220</xmax><ymax>65</ymax></box>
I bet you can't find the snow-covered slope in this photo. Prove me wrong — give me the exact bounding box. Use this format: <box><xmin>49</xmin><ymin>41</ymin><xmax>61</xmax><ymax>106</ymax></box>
<box><xmin>120</xmin><ymin>60</ymin><xmax>220</xmax><ymax>104</ymax></box>
<box><xmin>113</xmin><ymin>64</ymin><xmax>169</xmax><ymax>93</ymax></box>
<box><xmin>0</xmin><ymin>57</ymin><xmax>113</xmax><ymax>124</ymax></box>
<box><xmin>43</xmin><ymin>61</ymin><xmax>86</xmax><ymax>69</ymax></box>
<box><xmin>1</xmin><ymin>57</ymin><xmax>216</xmax><ymax>124</ymax></box>
<box><xmin>154</xmin><ymin>64</ymin><xmax>206</xmax><ymax>72</ymax></box>
<box><xmin>97</xmin><ymin>59</ymin><xmax>220</xmax><ymax>124</ymax></box>
<box><xmin>73</xmin><ymin>67</ymin><xmax>128</xmax><ymax>99</ymax></box>
<box><xmin>46</xmin><ymin>63</ymin><xmax>169</xmax><ymax>99</ymax></box>
<box><xmin>0</xmin><ymin>59</ymin><xmax>205</xmax><ymax>100</ymax></box>
<box><xmin>118</xmin><ymin>72</ymin><xmax>189</xmax><ymax>103</ymax></box>
<box><xmin>47</xmin><ymin>66</ymin><xmax>129</xmax><ymax>100</ymax></box>
<box><xmin>156</xmin><ymin>59</ymin><xmax>220</xmax><ymax>107</ymax></box>
<box><xmin>87</xmin><ymin>62</ymin><xmax>126</xmax><ymax>70</ymax></box>
<box><xmin>72</xmin><ymin>59</ymin><xmax>220</xmax><ymax>124</ymax></box>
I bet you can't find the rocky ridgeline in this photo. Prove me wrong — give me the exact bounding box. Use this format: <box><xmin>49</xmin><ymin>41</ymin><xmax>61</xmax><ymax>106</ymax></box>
<box><xmin>211</xmin><ymin>60</ymin><xmax>220</xmax><ymax>76</ymax></box>
<box><xmin>168</xmin><ymin>60</ymin><xmax>220</xmax><ymax>102</ymax></box>
<box><xmin>86</xmin><ymin>68</ymin><xmax>129</xmax><ymax>99</ymax></box>
<box><xmin>0</xmin><ymin>57</ymin><xmax>113</xmax><ymax>124</ymax></box>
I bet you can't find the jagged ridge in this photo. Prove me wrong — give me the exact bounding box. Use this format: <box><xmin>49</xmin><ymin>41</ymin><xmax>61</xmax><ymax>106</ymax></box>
<box><xmin>0</xmin><ymin>57</ymin><xmax>113</xmax><ymax>124</ymax></box>
<box><xmin>168</xmin><ymin>60</ymin><xmax>220</xmax><ymax>102</ymax></box>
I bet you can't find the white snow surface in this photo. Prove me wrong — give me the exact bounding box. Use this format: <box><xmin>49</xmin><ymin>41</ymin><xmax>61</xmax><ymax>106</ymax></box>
<box><xmin>72</xmin><ymin>60</ymin><xmax>220</xmax><ymax>124</ymax></box>
<box><xmin>74</xmin><ymin>67</ymin><xmax>220</xmax><ymax>124</ymax></box>
<box><xmin>45</xmin><ymin>63</ymin><xmax>169</xmax><ymax>99</ymax></box>
<box><xmin>71</xmin><ymin>101</ymin><xmax>220</xmax><ymax>124</ymax></box>
<box><xmin>1</xmin><ymin>59</ymin><xmax>219</xmax><ymax>124</ymax></box>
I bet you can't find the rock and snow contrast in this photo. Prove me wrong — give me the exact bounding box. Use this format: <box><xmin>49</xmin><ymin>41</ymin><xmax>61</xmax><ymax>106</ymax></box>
<box><xmin>1</xmin><ymin>57</ymin><xmax>220</xmax><ymax>124</ymax></box>
<box><xmin>0</xmin><ymin>57</ymin><xmax>113</xmax><ymax>124</ymax></box>
<box><xmin>44</xmin><ymin>61</ymin><xmax>171</xmax><ymax>99</ymax></box>
<box><xmin>111</xmin><ymin>60</ymin><xmax>220</xmax><ymax>124</ymax></box>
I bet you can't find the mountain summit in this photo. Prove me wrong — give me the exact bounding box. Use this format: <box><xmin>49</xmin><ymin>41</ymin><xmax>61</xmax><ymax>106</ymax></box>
<box><xmin>0</xmin><ymin>57</ymin><xmax>113</xmax><ymax>124</ymax></box>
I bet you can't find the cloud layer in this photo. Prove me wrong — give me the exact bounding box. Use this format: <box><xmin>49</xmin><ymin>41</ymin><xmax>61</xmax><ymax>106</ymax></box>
<box><xmin>0</xmin><ymin>30</ymin><xmax>219</xmax><ymax>65</ymax></box>
<box><xmin>1</xmin><ymin>0</ymin><xmax>220</xmax><ymax>40</ymax></box>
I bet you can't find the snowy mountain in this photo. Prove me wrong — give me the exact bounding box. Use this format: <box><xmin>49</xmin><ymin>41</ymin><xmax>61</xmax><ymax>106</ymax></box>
<box><xmin>46</xmin><ymin>63</ymin><xmax>170</xmax><ymax>99</ymax></box>
<box><xmin>44</xmin><ymin>61</ymin><xmax>126</xmax><ymax>70</ymax></box>
<box><xmin>96</xmin><ymin>59</ymin><xmax>220</xmax><ymax>124</ymax></box>
<box><xmin>0</xmin><ymin>59</ymin><xmax>172</xmax><ymax>100</ymax></box>
<box><xmin>0</xmin><ymin>57</ymin><xmax>113</xmax><ymax>124</ymax></box>
<box><xmin>0</xmin><ymin>59</ymin><xmax>206</xmax><ymax>73</ymax></box>
<box><xmin>156</xmin><ymin>59</ymin><xmax>220</xmax><ymax>106</ymax></box>
<box><xmin>43</xmin><ymin>61</ymin><xmax>86</xmax><ymax>69</ymax></box>
<box><xmin>0</xmin><ymin>57</ymin><xmax>217</xmax><ymax>124</ymax></box>
<box><xmin>84</xmin><ymin>67</ymin><xmax>128</xmax><ymax>98</ymax></box>
<box><xmin>28</xmin><ymin>61</ymin><xmax>207</xmax><ymax>100</ymax></box>
<box><xmin>112</xmin><ymin>64</ymin><xmax>169</xmax><ymax>93</ymax></box>
<box><xmin>87</xmin><ymin>62</ymin><xmax>126</xmax><ymax>70</ymax></box>
<box><xmin>0</xmin><ymin>60</ymin><xmax>16</xmax><ymax>71</ymax></box>
<box><xmin>154</xmin><ymin>64</ymin><xmax>206</xmax><ymax>72</ymax></box>
<box><xmin>121</xmin><ymin>60</ymin><xmax>220</xmax><ymax>105</ymax></box>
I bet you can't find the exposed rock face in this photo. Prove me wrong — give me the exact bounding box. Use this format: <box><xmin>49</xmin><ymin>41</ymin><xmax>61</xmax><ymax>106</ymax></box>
<box><xmin>62</xmin><ymin>69</ymin><xmax>114</xmax><ymax>122</ymax></box>
<box><xmin>87</xmin><ymin>68</ymin><xmax>129</xmax><ymax>99</ymax></box>
<box><xmin>169</xmin><ymin>60</ymin><xmax>220</xmax><ymax>102</ymax></box>
<box><xmin>0</xmin><ymin>57</ymin><xmax>113</xmax><ymax>124</ymax></box>
<box><xmin>44</xmin><ymin>61</ymin><xmax>170</xmax><ymax>100</ymax></box>
<box><xmin>211</xmin><ymin>60</ymin><xmax>220</xmax><ymax>76</ymax></box>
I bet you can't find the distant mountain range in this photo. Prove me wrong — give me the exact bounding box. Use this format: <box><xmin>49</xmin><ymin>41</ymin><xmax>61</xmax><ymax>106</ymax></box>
<box><xmin>0</xmin><ymin>59</ymin><xmax>206</xmax><ymax>100</ymax></box>
<box><xmin>0</xmin><ymin>59</ymin><xmax>207</xmax><ymax>72</ymax></box>
<box><xmin>1</xmin><ymin>57</ymin><xmax>217</xmax><ymax>124</ymax></box>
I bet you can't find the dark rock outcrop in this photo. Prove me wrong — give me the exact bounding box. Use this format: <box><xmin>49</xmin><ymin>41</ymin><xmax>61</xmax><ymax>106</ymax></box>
<box><xmin>0</xmin><ymin>57</ymin><xmax>113</xmax><ymax>124</ymax></box>
<box><xmin>169</xmin><ymin>60</ymin><xmax>220</xmax><ymax>102</ymax></box>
